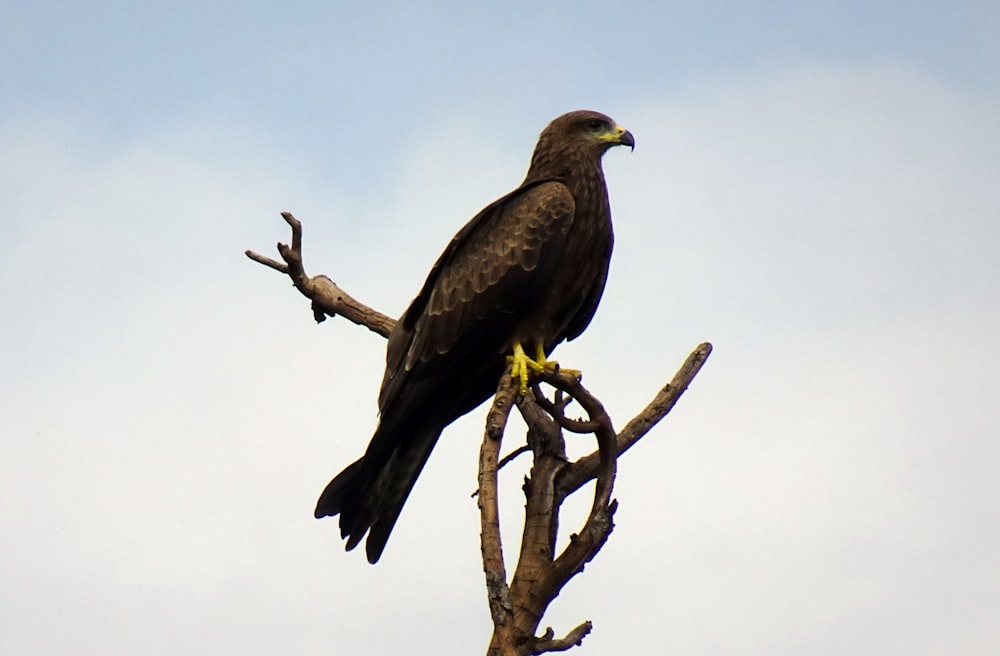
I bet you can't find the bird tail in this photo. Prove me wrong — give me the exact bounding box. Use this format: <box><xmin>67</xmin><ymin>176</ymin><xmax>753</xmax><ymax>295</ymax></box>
<box><xmin>314</xmin><ymin>424</ymin><xmax>442</xmax><ymax>564</ymax></box>
<box><xmin>314</xmin><ymin>457</ymin><xmax>363</xmax><ymax>519</ymax></box>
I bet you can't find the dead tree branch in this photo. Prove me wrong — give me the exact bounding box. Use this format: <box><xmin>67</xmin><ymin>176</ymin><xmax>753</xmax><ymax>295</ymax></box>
<box><xmin>247</xmin><ymin>212</ymin><xmax>712</xmax><ymax>655</ymax></box>
<box><xmin>531</xmin><ymin>622</ymin><xmax>593</xmax><ymax>654</ymax></box>
<box><xmin>479</xmin><ymin>374</ymin><xmax>518</xmax><ymax>633</ymax></box>
<box><xmin>246</xmin><ymin>211</ymin><xmax>395</xmax><ymax>336</ymax></box>
<box><xmin>481</xmin><ymin>369</ymin><xmax>620</xmax><ymax>656</ymax></box>
<box><xmin>556</xmin><ymin>342</ymin><xmax>712</xmax><ymax>497</ymax></box>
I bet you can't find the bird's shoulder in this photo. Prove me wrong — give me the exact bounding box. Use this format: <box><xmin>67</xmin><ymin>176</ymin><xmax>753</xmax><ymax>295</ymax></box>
<box><xmin>404</xmin><ymin>179</ymin><xmax>574</xmax><ymax>328</ymax></box>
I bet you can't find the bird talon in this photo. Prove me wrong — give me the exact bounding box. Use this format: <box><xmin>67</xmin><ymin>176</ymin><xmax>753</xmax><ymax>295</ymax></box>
<box><xmin>508</xmin><ymin>343</ymin><xmax>536</xmax><ymax>396</ymax></box>
<box><xmin>508</xmin><ymin>342</ymin><xmax>582</xmax><ymax>395</ymax></box>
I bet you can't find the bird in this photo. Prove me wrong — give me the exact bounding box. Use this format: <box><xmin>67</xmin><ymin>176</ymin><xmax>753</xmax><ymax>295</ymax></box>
<box><xmin>315</xmin><ymin>110</ymin><xmax>634</xmax><ymax>563</ymax></box>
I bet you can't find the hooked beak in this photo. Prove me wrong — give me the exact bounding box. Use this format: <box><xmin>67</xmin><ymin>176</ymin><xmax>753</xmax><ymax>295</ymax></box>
<box><xmin>613</xmin><ymin>125</ymin><xmax>635</xmax><ymax>151</ymax></box>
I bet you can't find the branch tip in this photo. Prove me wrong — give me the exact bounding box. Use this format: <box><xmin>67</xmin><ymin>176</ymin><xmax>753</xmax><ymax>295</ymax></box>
<box><xmin>246</xmin><ymin>212</ymin><xmax>396</xmax><ymax>336</ymax></box>
<box><xmin>531</xmin><ymin>621</ymin><xmax>593</xmax><ymax>654</ymax></box>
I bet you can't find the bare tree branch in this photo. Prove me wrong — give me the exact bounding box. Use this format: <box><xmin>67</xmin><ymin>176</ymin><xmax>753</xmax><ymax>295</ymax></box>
<box><xmin>498</xmin><ymin>445</ymin><xmax>533</xmax><ymax>471</ymax></box>
<box><xmin>531</xmin><ymin>622</ymin><xmax>593</xmax><ymax>654</ymax></box>
<box><xmin>517</xmin><ymin>373</ymin><xmax>618</xmax><ymax>632</ymax></box>
<box><xmin>246</xmin><ymin>211</ymin><xmax>395</xmax><ymax>336</ymax></box>
<box><xmin>481</xmin><ymin>375</ymin><xmax>518</xmax><ymax>654</ymax></box>
<box><xmin>556</xmin><ymin>342</ymin><xmax>713</xmax><ymax>497</ymax></box>
<box><xmin>477</xmin><ymin>370</ymin><xmax>620</xmax><ymax>655</ymax></box>
<box><xmin>531</xmin><ymin>386</ymin><xmax>602</xmax><ymax>434</ymax></box>
<box><xmin>616</xmin><ymin>342</ymin><xmax>714</xmax><ymax>453</ymax></box>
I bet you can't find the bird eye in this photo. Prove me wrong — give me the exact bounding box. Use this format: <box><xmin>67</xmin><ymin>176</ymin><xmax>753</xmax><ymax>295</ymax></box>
<box><xmin>586</xmin><ymin>118</ymin><xmax>604</xmax><ymax>131</ymax></box>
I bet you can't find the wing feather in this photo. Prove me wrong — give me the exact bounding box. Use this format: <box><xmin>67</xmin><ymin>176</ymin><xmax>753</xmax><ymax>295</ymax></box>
<box><xmin>410</xmin><ymin>182</ymin><xmax>573</xmax><ymax>362</ymax></box>
<box><xmin>378</xmin><ymin>180</ymin><xmax>574</xmax><ymax>409</ymax></box>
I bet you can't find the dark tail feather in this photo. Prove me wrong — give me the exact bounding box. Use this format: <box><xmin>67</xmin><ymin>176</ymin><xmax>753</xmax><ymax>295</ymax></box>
<box><xmin>314</xmin><ymin>457</ymin><xmax>364</xmax><ymax>519</ymax></box>
<box><xmin>314</xmin><ymin>425</ymin><xmax>442</xmax><ymax>564</ymax></box>
<box><xmin>361</xmin><ymin>427</ymin><xmax>440</xmax><ymax>563</ymax></box>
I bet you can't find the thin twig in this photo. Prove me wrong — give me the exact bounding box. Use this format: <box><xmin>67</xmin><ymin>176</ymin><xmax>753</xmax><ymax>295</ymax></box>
<box><xmin>498</xmin><ymin>445</ymin><xmax>532</xmax><ymax>471</ymax></box>
<box><xmin>244</xmin><ymin>249</ymin><xmax>289</xmax><ymax>273</ymax></box>
<box><xmin>531</xmin><ymin>388</ymin><xmax>602</xmax><ymax>434</ymax></box>
<box><xmin>470</xmin><ymin>444</ymin><xmax>532</xmax><ymax>499</ymax></box>
<box><xmin>531</xmin><ymin>622</ymin><xmax>593</xmax><ymax>654</ymax></box>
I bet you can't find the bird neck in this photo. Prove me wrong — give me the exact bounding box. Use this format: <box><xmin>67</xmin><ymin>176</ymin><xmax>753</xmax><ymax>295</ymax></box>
<box><xmin>523</xmin><ymin>147</ymin><xmax>608</xmax><ymax>195</ymax></box>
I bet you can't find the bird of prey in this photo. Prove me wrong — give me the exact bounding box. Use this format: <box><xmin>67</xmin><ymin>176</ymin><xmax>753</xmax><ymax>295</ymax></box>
<box><xmin>315</xmin><ymin>110</ymin><xmax>634</xmax><ymax>563</ymax></box>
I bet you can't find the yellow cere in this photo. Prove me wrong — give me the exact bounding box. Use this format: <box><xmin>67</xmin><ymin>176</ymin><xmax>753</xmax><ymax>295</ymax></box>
<box><xmin>598</xmin><ymin>125</ymin><xmax>628</xmax><ymax>143</ymax></box>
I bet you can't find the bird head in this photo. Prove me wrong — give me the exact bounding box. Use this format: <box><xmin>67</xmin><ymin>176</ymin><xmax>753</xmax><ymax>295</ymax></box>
<box><xmin>546</xmin><ymin>110</ymin><xmax>635</xmax><ymax>154</ymax></box>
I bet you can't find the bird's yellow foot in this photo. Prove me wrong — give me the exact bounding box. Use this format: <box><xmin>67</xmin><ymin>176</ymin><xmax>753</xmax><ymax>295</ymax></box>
<box><xmin>507</xmin><ymin>342</ymin><xmax>581</xmax><ymax>396</ymax></box>
<box><xmin>508</xmin><ymin>342</ymin><xmax>544</xmax><ymax>396</ymax></box>
<box><xmin>531</xmin><ymin>342</ymin><xmax>582</xmax><ymax>379</ymax></box>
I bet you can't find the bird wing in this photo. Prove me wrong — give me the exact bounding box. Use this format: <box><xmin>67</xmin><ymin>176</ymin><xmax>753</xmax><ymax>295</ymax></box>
<box><xmin>378</xmin><ymin>179</ymin><xmax>575</xmax><ymax>410</ymax></box>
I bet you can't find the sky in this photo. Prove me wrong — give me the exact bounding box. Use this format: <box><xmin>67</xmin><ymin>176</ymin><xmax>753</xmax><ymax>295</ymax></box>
<box><xmin>2</xmin><ymin>2</ymin><xmax>999</xmax><ymax>654</ymax></box>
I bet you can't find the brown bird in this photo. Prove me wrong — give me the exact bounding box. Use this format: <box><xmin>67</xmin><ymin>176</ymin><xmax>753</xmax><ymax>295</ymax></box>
<box><xmin>315</xmin><ymin>110</ymin><xmax>634</xmax><ymax>563</ymax></box>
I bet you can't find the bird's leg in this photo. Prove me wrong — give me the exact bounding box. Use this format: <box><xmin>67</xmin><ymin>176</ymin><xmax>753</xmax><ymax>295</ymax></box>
<box><xmin>509</xmin><ymin>341</ymin><xmax>545</xmax><ymax>396</ymax></box>
<box><xmin>533</xmin><ymin>342</ymin><xmax>548</xmax><ymax>364</ymax></box>
<box><xmin>509</xmin><ymin>342</ymin><xmax>583</xmax><ymax>396</ymax></box>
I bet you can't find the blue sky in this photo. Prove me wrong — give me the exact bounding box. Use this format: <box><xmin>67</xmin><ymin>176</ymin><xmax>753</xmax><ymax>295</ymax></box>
<box><xmin>2</xmin><ymin>2</ymin><xmax>999</xmax><ymax>655</ymax></box>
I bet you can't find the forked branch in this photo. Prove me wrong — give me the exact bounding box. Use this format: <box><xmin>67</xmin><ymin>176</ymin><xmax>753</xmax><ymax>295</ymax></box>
<box><xmin>246</xmin><ymin>211</ymin><xmax>395</xmax><ymax>336</ymax></box>
<box><xmin>483</xmin><ymin>369</ymin><xmax>619</xmax><ymax>655</ymax></box>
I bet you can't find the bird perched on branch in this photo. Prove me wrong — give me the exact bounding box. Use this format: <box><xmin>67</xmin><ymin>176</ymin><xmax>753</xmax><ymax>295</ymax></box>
<box><xmin>315</xmin><ymin>110</ymin><xmax>634</xmax><ymax>563</ymax></box>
